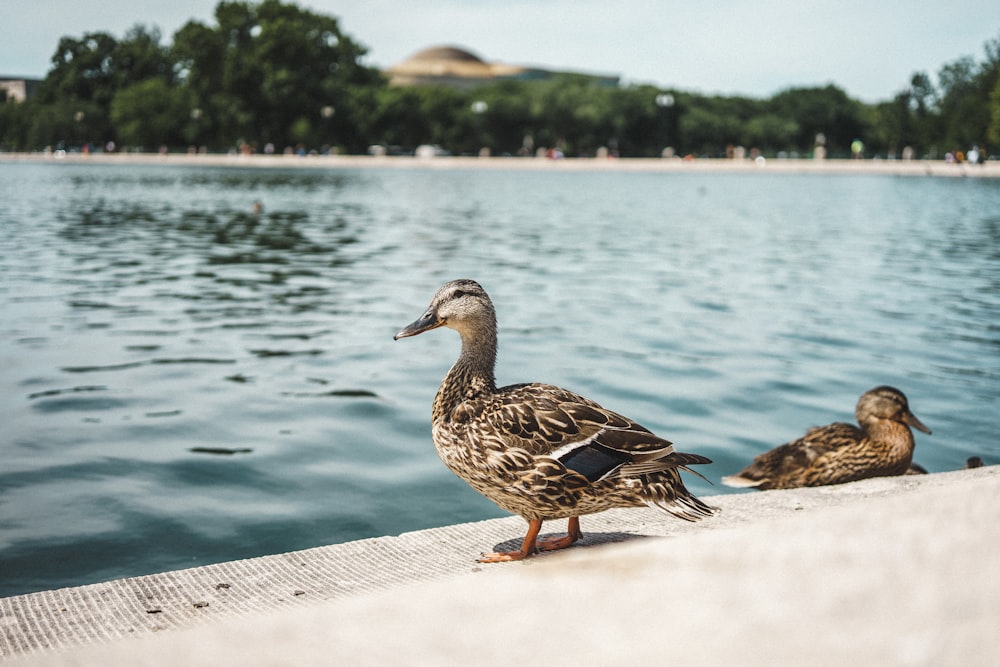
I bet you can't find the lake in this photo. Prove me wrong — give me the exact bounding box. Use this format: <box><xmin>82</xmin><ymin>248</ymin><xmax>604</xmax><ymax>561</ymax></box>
<box><xmin>1</xmin><ymin>158</ymin><xmax>997</xmax><ymax>597</ymax></box>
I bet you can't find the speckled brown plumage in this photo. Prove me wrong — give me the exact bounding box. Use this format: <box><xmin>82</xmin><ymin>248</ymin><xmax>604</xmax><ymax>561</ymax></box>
<box><xmin>722</xmin><ymin>386</ymin><xmax>931</xmax><ymax>490</ymax></box>
<box><xmin>395</xmin><ymin>279</ymin><xmax>715</xmax><ymax>561</ymax></box>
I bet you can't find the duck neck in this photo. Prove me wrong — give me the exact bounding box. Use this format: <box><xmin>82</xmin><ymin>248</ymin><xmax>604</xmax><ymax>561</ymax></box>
<box><xmin>864</xmin><ymin>418</ymin><xmax>916</xmax><ymax>461</ymax></box>
<box><xmin>432</xmin><ymin>326</ymin><xmax>497</xmax><ymax>423</ymax></box>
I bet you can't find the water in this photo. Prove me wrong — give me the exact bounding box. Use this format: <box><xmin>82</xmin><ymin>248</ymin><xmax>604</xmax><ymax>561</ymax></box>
<box><xmin>1</xmin><ymin>160</ymin><xmax>997</xmax><ymax>597</ymax></box>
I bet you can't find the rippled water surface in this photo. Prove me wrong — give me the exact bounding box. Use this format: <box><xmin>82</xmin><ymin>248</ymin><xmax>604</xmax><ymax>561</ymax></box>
<box><xmin>1</xmin><ymin>160</ymin><xmax>997</xmax><ymax>596</ymax></box>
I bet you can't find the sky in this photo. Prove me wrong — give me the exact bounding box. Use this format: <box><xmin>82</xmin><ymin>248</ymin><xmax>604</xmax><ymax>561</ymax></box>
<box><xmin>2</xmin><ymin>1</ymin><xmax>999</xmax><ymax>102</ymax></box>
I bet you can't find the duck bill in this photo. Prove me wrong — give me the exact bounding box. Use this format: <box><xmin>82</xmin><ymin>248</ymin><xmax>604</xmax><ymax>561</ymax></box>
<box><xmin>394</xmin><ymin>310</ymin><xmax>443</xmax><ymax>340</ymax></box>
<box><xmin>903</xmin><ymin>410</ymin><xmax>932</xmax><ymax>435</ymax></box>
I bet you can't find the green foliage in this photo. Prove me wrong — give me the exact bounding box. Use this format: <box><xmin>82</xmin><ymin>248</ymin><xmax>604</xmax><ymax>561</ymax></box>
<box><xmin>366</xmin><ymin>86</ymin><xmax>432</xmax><ymax>148</ymax></box>
<box><xmin>989</xmin><ymin>76</ymin><xmax>1000</xmax><ymax>148</ymax></box>
<box><xmin>110</xmin><ymin>78</ymin><xmax>195</xmax><ymax>148</ymax></box>
<box><xmin>768</xmin><ymin>85</ymin><xmax>864</xmax><ymax>154</ymax></box>
<box><xmin>1</xmin><ymin>5</ymin><xmax>996</xmax><ymax>160</ymax></box>
<box><xmin>0</xmin><ymin>100</ymin><xmax>34</xmax><ymax>150</ymax></box>
<box><xmin>172</xmin><ymin>0</ymin><xmax>381</xmax><ymax>151</ymax></box>
<box><xmin>744</xmin><ymin>114</ymin><xmax>800</xmax><ymax>151</ymax></box>
<box><xmin>38</xmin><ymin>32</ymin><xmax>120</xmax><ymax>108</ymax></box>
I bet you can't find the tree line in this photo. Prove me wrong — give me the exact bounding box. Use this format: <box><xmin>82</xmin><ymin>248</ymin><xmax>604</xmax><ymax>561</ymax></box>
<box><xmin>1</xmin><ymin>0</ymin><xmax>998</xmax><ymax>159</ymax></box>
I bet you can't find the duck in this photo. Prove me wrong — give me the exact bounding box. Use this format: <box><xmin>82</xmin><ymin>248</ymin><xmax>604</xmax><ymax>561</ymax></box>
<box><xmin>394</xmin><ymin>279</ymin><xmax>715</xmax><ymax>562</ymax></box>
<box><xmin>722</xmin><ymin>386</ymin><xmax>931</xmax><ymax>490</ymax></box>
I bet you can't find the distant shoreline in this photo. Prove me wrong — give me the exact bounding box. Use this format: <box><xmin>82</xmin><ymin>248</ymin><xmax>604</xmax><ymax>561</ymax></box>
<box><xmin>3</xmin><ymin>151</ymin><xmax>998</xmax><ymax>178</ymax></box>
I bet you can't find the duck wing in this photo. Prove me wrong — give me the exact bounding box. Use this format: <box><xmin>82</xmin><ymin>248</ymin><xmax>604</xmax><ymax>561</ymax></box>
<box><xmin>723</xmin><ymin>422</ymin><xmax>863</xmax><ymax>489</ymax></box>
<box><xmin>455</xmin><ymin>382</ymin><xmax>711</xmax><ymax>482</ymax></box>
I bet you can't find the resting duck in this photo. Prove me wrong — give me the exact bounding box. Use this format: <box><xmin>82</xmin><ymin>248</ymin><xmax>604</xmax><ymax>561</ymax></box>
<box><xmin>395</xmin><ymin>279</ymin><xmax>715</xmax><ymax>562</ymax></box>
<box><xmin>722</xmin><ymin>386</ymin><xmax>931</xmax><ymax>490</ymax></box>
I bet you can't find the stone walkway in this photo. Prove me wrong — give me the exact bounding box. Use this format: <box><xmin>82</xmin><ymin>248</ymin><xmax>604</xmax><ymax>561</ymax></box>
<box><xmin>3</xmin><ymin>466</ymin><xmax>997</xmax><ymax>665</ymax></box>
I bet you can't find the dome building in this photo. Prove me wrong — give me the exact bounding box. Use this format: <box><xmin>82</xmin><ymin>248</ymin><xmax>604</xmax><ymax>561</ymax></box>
<box><xmin>384</xmin><ymin>45</ymin><xmax>618</xmax><ymax>89</ymax></box>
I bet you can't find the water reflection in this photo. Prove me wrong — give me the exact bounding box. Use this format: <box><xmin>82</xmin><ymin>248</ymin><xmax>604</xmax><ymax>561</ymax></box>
<box><xmin>53</xmin><ymin>190</ymin><xmax>368</xmax><ymax>356</ymax></box>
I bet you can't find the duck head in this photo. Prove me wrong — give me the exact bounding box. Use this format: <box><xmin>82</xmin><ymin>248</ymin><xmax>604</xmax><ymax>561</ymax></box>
<box><xmin>394</xmin><ymin>279</ymin><xmax>496</xmax><ymax>341</ymax></box>
<box><xmin>856</xmin><ymin>386</ymin><xmax>931</xmax><ymax>434</ymax></box>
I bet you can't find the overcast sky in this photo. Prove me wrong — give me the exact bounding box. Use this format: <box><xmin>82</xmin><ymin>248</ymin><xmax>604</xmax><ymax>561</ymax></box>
<box><xmin>3</xmin><ymin>1</ymin><xmax>998</xmax><ymax>102</ymax></box>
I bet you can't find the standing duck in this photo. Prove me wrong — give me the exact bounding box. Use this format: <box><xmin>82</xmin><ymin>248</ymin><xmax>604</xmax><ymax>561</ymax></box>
<box><xmin>722</xmin><ymin>386</ymin><xmax>931</xmax><ymax>490</ymax></box>
<box><xmin>395</xmin><ymin>279</ymin><xmax>715</xmax><ymax>562</ymax></box>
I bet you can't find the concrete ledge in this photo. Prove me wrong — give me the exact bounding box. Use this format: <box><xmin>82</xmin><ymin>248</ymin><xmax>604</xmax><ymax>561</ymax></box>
<box><xmin>3</xmin><ymin>152</ymin><xmax>1000</xmax><ymax>178</ymax></box>
<box><xmin>3</xmin><ymin>466</ymin><xmax>997</xmax><ymax>665</ymax></box>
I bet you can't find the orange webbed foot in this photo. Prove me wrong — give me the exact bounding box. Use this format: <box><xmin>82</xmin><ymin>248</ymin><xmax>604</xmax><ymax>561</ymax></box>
<box><xmin>535</xmin><ymin>534</ymin><xmax>576</xmax><ymax>552</ymax></box>
<box><xmin>477</xmin><ymin>549</ymin><xmax>531</xmax><ymax>563</ymax></box>
<box><xmin>476</xmin><ymin>518</ymin><xmax>582</xmax><ymax>563</ymax></box>
<box><xmin>536</xmin><ymin>516</ymin><xmax>583</xmax><ymax>552</ymax></box>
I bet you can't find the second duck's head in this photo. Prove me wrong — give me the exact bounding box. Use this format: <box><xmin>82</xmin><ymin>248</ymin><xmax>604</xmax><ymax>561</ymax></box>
<box><xmin>394</xmin><ymin>279</ymin><xmax>496</xmax><ymax>342</ymax></box>
<box><xmin>855</xmin><ymin>386</ymin><xmax>932</xmax><ymax>435</ymax></box>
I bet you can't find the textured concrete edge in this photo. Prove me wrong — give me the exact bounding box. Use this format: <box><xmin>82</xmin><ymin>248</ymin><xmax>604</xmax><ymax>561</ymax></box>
<box><xmin>1</xmin><ymin>466</ymin><xmax>996</xmax><ymax>661</ymax></box>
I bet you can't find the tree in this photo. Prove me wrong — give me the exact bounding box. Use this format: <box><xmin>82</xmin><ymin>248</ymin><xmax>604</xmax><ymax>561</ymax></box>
<box><xmin>872</xmin><ymin>92</ymin><xmax>915</xmax><ymax>156</ymax></box>
<box><xmin>744</xmin><ymin>114</ymin><xmax>800</xmax><ymax>152</ymax></box>
<box><xmin>769</xmin><ymin>85</ymin><xmax>865</xmax><ymax>155</ymax></box>
<box><xmin>603</xmin><ymin>85</ymin><xmax>665</xmax><ymax>157</ymax></box>
<box><xmin>0</xmin><ymin>99</ymin><xmax>34</xmax><ymax>150</ymax></box>
<box><xmin>170</xmin><ymin>0</ymin><xmax>382</xmax><ymax>151</ymax></box>
<box><xmin>989</xmin><ymin>75</ymin><xmax>1000</xmax><ymax>149</ymax></box>
<box><xmin>937</xmin><ymin>36</ymin><xmax>1000</xmax><ymax>153</ymax></box>
<box><xmin>31</xmin><ymin>26</ymin><xmax>174</xmax><ymax>147</ymax></box>
<box><xmin>35</xmin><ymin>32</ymin><xmax>120</xmax><ymax>143</ymax></box>
<box><xmin>38</xmin><ymin>32</ymin><xmax>119</xmax><ymax>108</ymax></box>
<box><xmin>677</xmin><ymin>104</ymin><xmax>742</xmax><ymax>156</ymax></box>
<box><xmin>113</xmin><ymin>26</ymin><xmax>174</xmax><ymax>89</ymax></box>
<box><xmin>985</xmin><ymin>35</ymin><xmax>1000</xmax><ymax>149</ymax></box>
<box><xmin>366</xmin><ymin>86</ymin><xmax>432</xmax><ymax>150</ymax></box>
<box><xmin>171</xmin><ymin>19</ymin><xmax>243</xmax><ymax>149</ymax></box>
<box><xmin>110</xmin><ymin>78</ymin><xmax>195</xmax><ymax>148</ymax></box>
<box><xmin>937</xmin><ymin>56</ymin><xmax>982</xmax><ymax>149</ymax></box>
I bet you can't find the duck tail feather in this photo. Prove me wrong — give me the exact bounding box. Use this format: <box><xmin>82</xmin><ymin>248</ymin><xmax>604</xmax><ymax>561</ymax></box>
<box><xmin>720</xmin><ymin>474</ymin><xmax>765</xmax><ymax>488</ymax></box>
<box><xmin>678</xmin><ymin>464</ymin><xmax>713</xmax><ymax>485</ymax></box>
<box><xmin>647</xmin><ymin>495</ymin><xmax>717</xmax><ymax>521</ymax></box>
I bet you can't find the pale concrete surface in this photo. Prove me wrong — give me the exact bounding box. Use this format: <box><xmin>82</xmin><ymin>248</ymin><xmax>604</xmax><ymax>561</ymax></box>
<box><xmin>3</xmin><ymin>466</ymin><xmax>997</xmax><ymax>666</ymax></box>
<box><xmin>3</xmin><ymin>151</ymin><xmax>1000</xmax><ymax>178</ymax></box>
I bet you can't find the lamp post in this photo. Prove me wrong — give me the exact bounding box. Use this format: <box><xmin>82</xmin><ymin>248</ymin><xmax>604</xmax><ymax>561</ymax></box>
<box><xmin>73</xmin><ymin>110</ymin><xmax>85</xmax><ymax>151</ymax></box>
<box><xmin>471</xmin><ymin>100</ymin><xmax>488</xmax><ymax>156</ymax></box>
<box><xmin>320</xmin><ymin>105</ymin><xmax>335</xmax><ymax>154</ymax></box>
<box><xmin>190</xmin><ymin>108</ymin><xmax>203</xmax><ymax>152</ymax></box>
<box><xmin>655</xmin><ymin>93</ymin><xmax>675</xmax><ymax>157</ymax></box>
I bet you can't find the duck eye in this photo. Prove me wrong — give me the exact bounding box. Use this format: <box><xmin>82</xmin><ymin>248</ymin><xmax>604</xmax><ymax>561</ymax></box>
<box><xmin>452</xmin><ymin>290</ymin><xmax>467</xmax><ymax>299</ymax></box>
